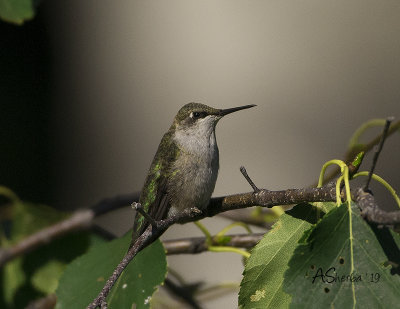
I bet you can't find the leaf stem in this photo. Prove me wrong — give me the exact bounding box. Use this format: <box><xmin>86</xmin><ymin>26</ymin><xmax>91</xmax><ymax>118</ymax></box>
<box><xmin>318</xmin><ymin>159</ymin><xmax>352</xmax><ymax>206</ymax></box>
<box><xmin>194</xmin><ymin>222</ymin><xmax>252</xmax><ymax>258</ymax></box>
<box><xmin>208</xmin><ymin>245</ymin><xmax>250</xmax><ymax>258</ymax></box>
<box><xmin>215</xmin><ymin>222</ymin><xmax>252</xmax><ymax>239</ymax></box>
<box><xmin>194</xmin><ymin>221</ymin><xmax>212</xmax><ymax>245</ymax></box>
<box><xmin>335</xmin><ymin>176</ymin><xmax>343</xmax><ymax>206</ymax></box>
<box><xmin>348</xmin><ymin>118</ymin><xmax>387</xmax><ymax>149</ymax></box>
<box><xmin>317</xmin><ymin>159</ymin><xmax>346</xmax><ymax>188</ymax></box>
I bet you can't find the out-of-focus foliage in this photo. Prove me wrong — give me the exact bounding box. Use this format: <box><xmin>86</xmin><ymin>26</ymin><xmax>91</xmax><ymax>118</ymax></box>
<box><xmin>0</xmin><ymin>199</ymin><xmax>97</xmax><ymax>309</ymax></box>
<box><xmin>0</xmin><ymin>0</ymin><xmax>35</xmax><ymax>25</ymax></box>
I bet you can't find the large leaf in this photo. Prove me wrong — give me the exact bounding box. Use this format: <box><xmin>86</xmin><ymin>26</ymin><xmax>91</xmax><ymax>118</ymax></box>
<box><xmin>239</xmin><ymin>203</ymin><xmax>323</xmax><ymax>308</ymax></box>
<box><xmin>55</xmin><ymin>233</ymin><xmax>167</xmax><ymax>309</ymax></box>
<box><xmin>284</xmin><ymin>202</ymin><xmax>400</xmax><ymax>308</ymax></box>
<box><xmin>0</xmin><ymin>0</ymin><xmax>34</xmax><ymax>24</ymax></box>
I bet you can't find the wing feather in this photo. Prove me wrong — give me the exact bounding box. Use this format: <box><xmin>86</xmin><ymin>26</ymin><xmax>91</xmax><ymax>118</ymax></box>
<box><xmin>130</xmin><ymin>130</ymin><xmax>178</xmax><ymax>245</ymax></box>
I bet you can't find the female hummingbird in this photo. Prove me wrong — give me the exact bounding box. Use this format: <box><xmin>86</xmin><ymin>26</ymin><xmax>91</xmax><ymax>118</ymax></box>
<box><xmin>131</xmin><ymin>103</ymin><xmax>255</xmax><ymax>243</ymax></box>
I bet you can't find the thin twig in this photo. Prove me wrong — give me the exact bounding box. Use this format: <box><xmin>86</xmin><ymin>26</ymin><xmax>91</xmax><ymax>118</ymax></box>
<box><xmin>240</xmin><ymin>166</ymin><xmax>260</xmax><ymax>192</ymax></box>
<box><xmin>218</xmin><ymin>209</ymin><xmax>273</xmax><ymax>228</ymax></box>
<box><xmin>345</xmin><ymin>119</ymin><xmax>400</xmax><ymax>163</ymax></box>
<box><xmin>0</xmin><ymin>193</ymin><xmax>139</xmax><ymax>268</ymax></box>
<box><xmin>90</xmin><ymin>193</ymin><xmax>139</xmax><ymax>216</ymax></box>
<box><xmin>87</xmin><ymin>207</ymin><xmax>202</xmax><ymax>309</ymax></box>
<box><xmin>163</xmin><ymin>233</ymin><xmax>264</xmax><ymax>255</ymax></box>
<box><xmin>0</xmin><ymin>210</ymin><xmax>94</xmax><ymax>268</ymax></box>
<box><xmin>364</xmin><ymin>117</ymin><xmax>394</xmax><ymax>191</ymax></box>
<box><xmin>320</xmin><ymin>119</ymin><xmax>400</xmax><ymax>185</ymax></box>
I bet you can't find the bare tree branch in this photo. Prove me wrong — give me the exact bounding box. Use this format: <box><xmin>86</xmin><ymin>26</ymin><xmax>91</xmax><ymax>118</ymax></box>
<box><xmin>88</xmin><ymin>179</ymin><xmax>400</xmax><ymax>308</ymax></box>
<box><xmin>355</xmin><ymin>188</ymin><xmax>400</xmax><ymax>228</ymax></box>
<box><xmin>0</xmin><ymin>182</ymin><xmax>338</xmax><ymax>270</ymax></box>
<box><xmin>205</xmin><ymin>186</ymin><xmax>337</xmax><ymax>217</ymax></box>
<box><xmin>0</xmin><ymin>193</ymin><xmax>138</xmax><ymax>268</ymax></box>
<box><xmin>0</xmin><ymin>210</ymin><xmax>94</xmax><ymax>268</ymax></box>
<box><xmin>163</xmin><ymin>233</ymin><xmax>264</xmax><ymax>255</ymax></box>
<box><xmin>87</xmin><ymin>183</ymin><xmax>340</xmax><ymax>308</ymax></box>
<box><xmin>218</xmin><ymin>208</ymin><xmax>273</xmax><ymax>228</ymax></box>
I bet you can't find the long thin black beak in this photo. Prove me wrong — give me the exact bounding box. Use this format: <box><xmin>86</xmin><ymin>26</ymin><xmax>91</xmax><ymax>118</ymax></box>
<box><xmin>219</xmin><ymin>104</ymin><xmax>256</xmax><ymax>116</ymax></box>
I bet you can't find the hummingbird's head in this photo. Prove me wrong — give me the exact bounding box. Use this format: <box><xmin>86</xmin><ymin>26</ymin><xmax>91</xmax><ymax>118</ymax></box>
<box><xmin>172</xmin><ymin>102</ymin><xmax>256</xmax><ymax>136</ymax></box>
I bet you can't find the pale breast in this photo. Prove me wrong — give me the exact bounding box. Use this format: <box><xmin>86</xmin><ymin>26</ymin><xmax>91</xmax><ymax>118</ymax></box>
<box><xmin>168</xmin><ymin>130</ymin><xmax>219</xmax><ymax>216</ymax></box>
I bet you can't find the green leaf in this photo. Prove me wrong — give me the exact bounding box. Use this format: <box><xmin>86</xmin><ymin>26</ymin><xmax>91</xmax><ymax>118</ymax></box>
<box><xmin>239</xmin><ymin>203</ymin><xmax>322</xmax><ymax>308</ymax></box>
<box><xmin>0</xmin><ymin>201</ymin><xmax>92</xmax><ymax>309</ymax></box>
<box><xmin>0</xmin><ymin>255</ymin><xmax>25</xmax><ymax>308</ymax></box>
<box><xmin>0</xmin><ymin>0</ymin><xmax>34</xmax><ymax>25</ymax></box>
<box><xmin>55</xmin><ymin>233</ymin><xmax>167</xmax><ymax>309</ymax></box>
<box><xmin>31</xmin><ymin>260</ymin><xmax>65</xmax><ymax>294</ymax></box>
<box><xmin>284</xmin><ymin>202</ymin><xmax>400</xmax><ymax>308</ymax></box>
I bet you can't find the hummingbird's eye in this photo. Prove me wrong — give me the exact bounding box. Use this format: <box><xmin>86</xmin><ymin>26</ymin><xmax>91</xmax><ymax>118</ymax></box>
<box><xmin>191</xmin><ymin>111</ymin><xmax>203</xmax><ymax>119</ymax></box>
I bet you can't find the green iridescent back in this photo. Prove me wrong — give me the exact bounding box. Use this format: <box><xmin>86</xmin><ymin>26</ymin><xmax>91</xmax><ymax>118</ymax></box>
<box><xmin>131</xmin><ymin>129</ymin><xmax>179</xmax><ymax>243</ymax></box>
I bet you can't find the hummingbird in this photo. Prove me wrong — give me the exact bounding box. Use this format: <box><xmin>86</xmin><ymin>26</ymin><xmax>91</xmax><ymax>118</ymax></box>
<box><xmin>131</xmin><ymin>102</ymin><xmax>256</xmax><ymax>243</ymax></box>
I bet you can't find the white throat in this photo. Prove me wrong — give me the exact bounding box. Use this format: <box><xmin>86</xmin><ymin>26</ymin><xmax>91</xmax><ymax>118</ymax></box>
<box><xmin>173</xmin><ymin>116</ymin><xmax>218</xmax><ymax>156</ymax></box>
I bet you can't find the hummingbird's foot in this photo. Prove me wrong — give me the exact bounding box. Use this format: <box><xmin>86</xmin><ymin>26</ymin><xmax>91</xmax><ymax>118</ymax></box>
<box><xmin>240</xmin><ymin>166</ymin><xmax>260</xmax><ymax>193</ymax></box>
<box><xmin>187</xmin><ymin>207</ymin><xmax>202</xmax><ymax>217</ymax></box>
<box><xmin>131</xmin><ymin>202</ymin><xmax>158</xmax><ymax>228</ymax></box>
